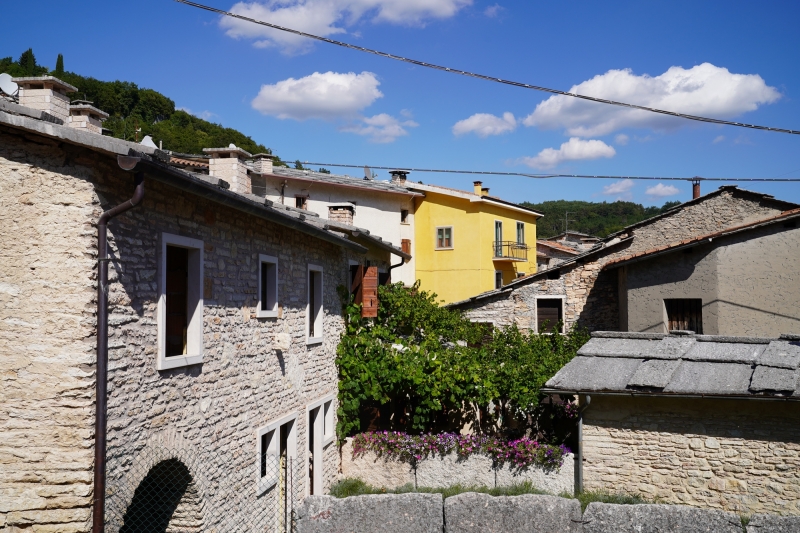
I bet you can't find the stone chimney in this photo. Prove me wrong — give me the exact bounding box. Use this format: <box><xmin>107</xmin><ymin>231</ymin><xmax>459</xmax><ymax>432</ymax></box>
<box><xmin>13</xmin><ymin>76</ymin><xmax>77</xmax><ymax>123</ymax></box>
<box><xmin>481</xmin><ymin>187</ymin><xmax>490</xmax><ymax>197</ymax></box>
<box><xmin>204</xmin><ymin>144</ymin><xmax>252</xmax><ymax>194</ymax></box>
<box><xmin>390</xmin><ymin>170</ymin><xmax>409</xmax><ymax>184</ymax></box>
<box><xmin>67</xmin><ymin>101</ymin><xmax>108</xmax><ymax>134</ymax></box>
<box><xmin>692</xmin><ymin>177</ymin><xmax>702</xmax><ymax>199</ymax></box>
<box><xmin>329</xmin><ymin>205</ymin><xmax>354</xmax><ymax>225</ymax></box>
<box><xmin>473</xmin><ymin>181</ymin><xmax>482</xmax><ymax>195</ymax></box>
<box><xmin>251</xmin><ymin>153</ymin><xmax>275</xmax><ymax>175</ymax></box>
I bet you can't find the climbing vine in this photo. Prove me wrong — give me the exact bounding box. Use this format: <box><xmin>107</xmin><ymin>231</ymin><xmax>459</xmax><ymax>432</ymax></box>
<box><xmin>335</xmin><ymin>282</ymin><xmax>589</xmax><ymax>440</ymax></box>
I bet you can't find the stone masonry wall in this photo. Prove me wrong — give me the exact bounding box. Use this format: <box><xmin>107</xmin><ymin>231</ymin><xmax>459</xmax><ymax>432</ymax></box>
<box><xmin>460</xmin><ymin>189</ymin><xmax>788</xmax><ymax>333</ymax></box>
<box><xmin>0</xmin><ymin>131</ymin><xmax>97</xmax><ymax>532</ymax></box>
<box><xmin>0</xmin><ymin>128</ymin><xmax>350</xmax><ymax>531</ymax></box>
<box><xmin>583</xmin><ymin>396</ymin><xmax>800</xmax><ymax>516</ymax></box>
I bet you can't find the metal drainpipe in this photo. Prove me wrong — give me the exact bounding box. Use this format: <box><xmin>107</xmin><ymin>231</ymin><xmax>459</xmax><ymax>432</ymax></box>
<box><xmin>574</xmin><ymin>394</ymin><xmax>592</xmax><ymax>496</ymax></box>
<box><xmin>93</xmin><ymin>155</ymin><xmax>145</xmax><ymax>533</ymax></box>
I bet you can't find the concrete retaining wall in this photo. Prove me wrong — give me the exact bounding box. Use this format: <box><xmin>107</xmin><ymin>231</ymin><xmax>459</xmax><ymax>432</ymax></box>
<box><xmin>296</xmin><ymin>493</ymin><xmax>800</xmax><ymax>532</ymax></box>
<box><xmin>341</xmin><ymin>439</ymin><xmax>574</xmax><ymax>494</ymax></box>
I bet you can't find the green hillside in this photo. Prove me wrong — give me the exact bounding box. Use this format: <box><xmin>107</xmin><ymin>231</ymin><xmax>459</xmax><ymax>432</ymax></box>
<box><xmin>1</xmin><ymin>49</ymin><xmax>285</xmax><ymax>161</ymax></box>
<box><xmin>523</xmin><ymin>199</ymin><xmax>682</xmax><ymax>238</ymax></box>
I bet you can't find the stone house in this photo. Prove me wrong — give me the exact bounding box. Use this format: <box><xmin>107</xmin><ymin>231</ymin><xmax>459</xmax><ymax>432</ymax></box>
<box><xmin>536</xmin><ymin>240</ymin><xmax>580</xmax><ymax>271</ymax></box>
<box><xmin>605</xmin><ymin>208</ymin><xmax>800</xmax><ymax>337</ymax></box>
<box><xmin>0</xmin><ymin>78</ymin><xmax>408</xmax><ymax>532</ymax></box>
<box><xmin>543</xmin><ymin>331</ymin><xmax>800</xmax><ymax>515</ymax></box>
<box><xmin>543</xmin><ymin>230</ymin><xmax>601</xmax><ymax>252</ymax></box>
<box><xmin>450</xmin><ymin>187</ymin><xmax>798</xmax><ymax>334</ymax></box>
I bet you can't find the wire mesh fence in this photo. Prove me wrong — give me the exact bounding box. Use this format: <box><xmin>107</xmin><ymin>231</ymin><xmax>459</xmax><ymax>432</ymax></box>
<box><xmin>104</xmin><ymin>445</ymin><xmax>306</xmax><ymax>533</ymax></box>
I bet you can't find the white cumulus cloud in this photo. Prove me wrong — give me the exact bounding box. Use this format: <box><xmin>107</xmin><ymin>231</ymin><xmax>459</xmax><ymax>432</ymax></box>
<box><xmin>602</xmin><ymin>179</ymin><xmax>635</xmax><ymax>196</ymax></box>
<box><xmin>646</xmin><ymin>183</ymin><xmax>681</xmax><ymax>198</ymax></box>
<box><xmin>521</xmin><ymin>137</ymin><xmax>616</xmax><ymax>170</ymax></box>
<box><xmin>340</xmin><ymin>113</ymin><xmax>419</xmax><ymax>143</ymax></box>
<box><xmin>614</xmin><ymin>133</ymin><xmax>629</xmax><ymax>145</ymax></box>
<box><xmin>222</xmin><ymin>0</ymin><xmax>472</xmax><ymax>53</ymax></box>
<box><xmin>524</xmin><ymin>63</ymin><xmax>781</xmax><ymax>137</ymax></box>
<box><xmin>251</xmin><ymin>71</ymin><xmax>382</xmax><ymax>120</ymax></box>
<box><xmin>452</xmin><ymin>112</ymin><xmax>516</xmax><ymax>137</ymax></box>
<box><xmin>713</xmin><ymin>135</ymin><xmax>726</xmax><ymax>144</ymax></box>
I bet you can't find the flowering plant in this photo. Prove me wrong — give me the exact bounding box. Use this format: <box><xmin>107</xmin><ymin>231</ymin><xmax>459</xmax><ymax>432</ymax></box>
<box><xmin>352</xmin><ymin>431</ymin><xmax>570</xmax><ymax>470</ymax></box>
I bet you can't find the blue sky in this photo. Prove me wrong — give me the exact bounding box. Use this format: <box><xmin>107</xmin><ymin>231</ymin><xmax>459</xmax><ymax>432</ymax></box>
<box><xmin>3</xmin><ymin>0</ymin><xmax>800</xmax><ymax>205</ymax></box>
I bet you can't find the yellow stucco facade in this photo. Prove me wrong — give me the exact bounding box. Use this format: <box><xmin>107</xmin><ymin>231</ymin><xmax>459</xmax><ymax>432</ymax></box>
<box><xmin>411</xmin><ymin>182</ymin><xmax>541</xmax><ymax>304</ymax></box>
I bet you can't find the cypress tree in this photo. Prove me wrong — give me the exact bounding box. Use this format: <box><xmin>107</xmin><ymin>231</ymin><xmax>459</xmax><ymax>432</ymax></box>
<box><xmin>55</xmin><ymin>54</ymin><xmax>64</xmax><ymax>75</ymax></box>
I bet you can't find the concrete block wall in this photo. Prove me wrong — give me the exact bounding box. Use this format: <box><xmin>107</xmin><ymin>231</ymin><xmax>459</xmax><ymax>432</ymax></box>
<box><xmin>67</xmin><ymin>113</ymin><xmax>103</xmax><ymax>134</ymax></box>
<box><xmin>17</xmin><ymin>87</ymin><xmax>71</xmax><ymax>123</ymax></box>
<box><xmin>296</xmin><ymin>492</ymin><xmax>798</xmax><ymax>532</ymax></box>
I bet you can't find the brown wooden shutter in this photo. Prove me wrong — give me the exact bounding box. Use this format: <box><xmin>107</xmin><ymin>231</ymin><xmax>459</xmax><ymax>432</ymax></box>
<box><xmin>361</xmin><ymin>266</ymin><xmax>379</xmax><ymax>318</ymax></box>
<box><xmin>351</xmin><ymin>265</ymin><xmax>364</xmax><ymax>305</ymax></box>
<box><xmin>401</xmin><ymin>239</ymin><xmax>411</xmax><ymax>255</ymax></box>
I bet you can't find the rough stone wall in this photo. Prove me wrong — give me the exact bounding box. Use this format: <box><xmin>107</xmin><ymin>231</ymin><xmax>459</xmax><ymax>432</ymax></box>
<box><xmin>328</xmin><ymin>206</ymin><xmax>353</xmax><ymax>225</ymax></box>
<box><xmin>0</xmin><ymin>130</ymin><xmax>97</xmax><ymax>532</ymax></box>
<box><xmin>459</xmin><ymin>189</ymin><xmax>788</xmax><ymax>333</ymax></box>
<box><xmin>1</xmin><ymin>128</ymin><xmax>349</xmax><ymax>531</ymax></box>
<box><xmin>583</xmin><ymin>396</ymin><xmax>800</xmax><ymax>516</ymax></box>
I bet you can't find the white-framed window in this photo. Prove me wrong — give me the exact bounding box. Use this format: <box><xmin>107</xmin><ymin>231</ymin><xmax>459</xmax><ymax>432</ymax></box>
<box><xmin>257</xmin><ymin>254</ymin><xmax>278</xmax><ymax>318</ymax></box>
<box><xmin>495</xmin><ymin>271</ymin><xmax>503</xmax><ymax>289</ymax></box>
<box><xmin>307</xmin><ymin>264</ymin><xmax>323</xmax><ymax>344</ymax></box>
<box><xmin>516</xmin><ymin>222</ymin><xmax>525</xmax><ymax>244</ymax></box>
<box><xmin>535</xmin><ymin>296</ymin><xmax>566</xmax><ymax>334</ymax></box>
<box><xmin>436</xmin><ymin>226</ymin><xmax>453</xmax><ymax>249</ymax></box>
<box><xmin>158</xmin><ymin>233</ymin><xmax>204</xmax><ymax>370</ymax></box>
<box><xmin>306</xmin><ymin>394</ymin><xmax>336</xmax><ymax>496</ymax></box>
<box><xmin>256</xmin><ymin>412</ymin><xmax>298</xmax><ymax>495</ymax></box>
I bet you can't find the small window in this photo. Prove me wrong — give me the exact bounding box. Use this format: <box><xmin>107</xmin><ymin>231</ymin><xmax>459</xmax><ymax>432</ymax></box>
<box><xmin>517</xmin><ymin>272</ymin><xmax>526</xmax><ymax>278</ymax></box>
<box><xmin>495</xmin><ymin>271</ymin><xmax>503</xmax><ymax>289</ymax></box>
<box><xmin>400</xmin><ymin>209</ymin><xmax>409</xmax><ymax>224</ymax></box>
<box><xmin>256</xmin><ymin>413</ymin><xmax>297</xmax><ymax>495</ymax></box>
<box><xmin>307</xmin><ymin>265</ymin><xmax>323</xmax><ymax>343</ymax></box>
<box><xmin>536</xmin><ymin>298</ymin><xmax>564</xmax><ymax>333</ymax></box>
<box><xmin>436</xmin><ymin>227</ymin><xmax>453</xmax><ymax>249</ymax></box>
<box><xmin>257</xmin><ymin>254</ymin><xmax>278</xmax><ymax>318</ymax></box>
<box><xmin>306</xmin><ymin>395</ymin><xmax>335</xmax><ymax>496</ymax></box>
<box><xmin>295</xmin><ymin>196</ymin><xmax>308</xmax><ymax>210</ymax></box>
<box><xmin>665</xmin><ymin>299</ymin><xmax>703</xmax><ymax>334</ymax></box>
<box><xmin>516</xmin><ymin>222</ymin><xmax>525</xmax><ymax>244</ymax></box>
<box><xmin>159</xmin><ymin>233</ymin><xmax>204</xmax><ymax>370</ymax></box>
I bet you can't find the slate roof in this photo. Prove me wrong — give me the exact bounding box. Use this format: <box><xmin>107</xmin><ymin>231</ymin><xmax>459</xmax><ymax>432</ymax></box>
<box><xmin>543</xmin><ymin>331</ymin><xmax>800</xmax><ymax>399</ymax></box>
<box><xmin>271</xmin><ymin>167</ymin><xmax>419</xmax><ymax>196</ymax></box>
<box><xmin>537</xmin><ymin>240</ymin><xmax>581</xmax><ymax>255</ymax></box>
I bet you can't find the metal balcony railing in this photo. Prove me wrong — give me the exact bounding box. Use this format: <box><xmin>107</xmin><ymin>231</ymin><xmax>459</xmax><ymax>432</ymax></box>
<box><xmin>492</xmin><ymin>241</ymin><xmax>529</xmax><ymax>261</ymax></box>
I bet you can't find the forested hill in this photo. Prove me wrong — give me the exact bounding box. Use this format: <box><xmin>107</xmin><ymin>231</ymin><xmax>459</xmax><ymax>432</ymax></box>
<box><xmin>1</xmin><ymin>49</ymin><xmax>284</xmax><ymax>160</ymax></box>
<box><xmin>522</xmin><ymin>199</ymin><xmax>682</xmax><ymax>238</ymax></box>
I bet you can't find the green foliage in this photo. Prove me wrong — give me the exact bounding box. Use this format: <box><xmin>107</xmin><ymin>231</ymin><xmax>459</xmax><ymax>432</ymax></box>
<box><xmin>571</xmin><ymin>490</ymin><xmax>652</xmax><ymax>511</ymax></box>
<box><xmin>522</xmin><ymin>199</ymin><xmax>682</xmax><ymax>238</ymax></box>
<box><xmin>335</xmin><ymin>282</ymin><xmax>589</xmax><ymax>439</ymax></box>
<box><xmin>329</xmin><ymin>478</ymin><xmax>550</xmax><ymax>499</ymax></box>
<box><xmin>318</xmin><ymin>167</ymin><xmax>331</xmax><ymax>174</ymax></box>
<box><xmin>1</xmin><ymin>48</ymin><xmax>285</xmax><ymax>161</ymax></box>
<box><xmin>294</xmin><ymin>160</ymin><xmax>306</xmax><ymax>170</ymax></box>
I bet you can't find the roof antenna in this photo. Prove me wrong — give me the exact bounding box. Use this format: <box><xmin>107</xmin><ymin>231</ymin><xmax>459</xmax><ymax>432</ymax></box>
<box><xmin>0</xmin><ymin>73</ymin><xmax>19</xmax><ymax>103</ymax></box>
<box><xmin>364</xmin><ymin>166</ymin><xmax>372</xmax><ymax>180</ymax></box>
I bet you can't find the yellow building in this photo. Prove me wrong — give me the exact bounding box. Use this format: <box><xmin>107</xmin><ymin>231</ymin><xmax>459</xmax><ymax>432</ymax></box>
<box><xmin>409</xmin><ymin>180</ymin><xmax>542</xmax><ymax>304</ymax></box>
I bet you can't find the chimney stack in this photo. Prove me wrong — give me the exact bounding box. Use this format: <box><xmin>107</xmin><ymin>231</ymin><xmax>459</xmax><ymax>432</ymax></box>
<box><xmin>67</xmin><ymin>101</ymin><xmax>108</xmax><ymax>134</ymax></box>
<box><xmin>473</xmin><ymin>181</ymin><xmax>483</xmax><ymax>195</ymax></box>
<box><xmin>251</xmin><ymin>153</ymin><xmax>275</xmax><ymax>175</ymax></box>
<box><xmin>692</xmin><ymin>177</ymin><xmax>702</xmax><ymax>199</ymax></box>
<box><xmin>13</xmin><ymin>76</ymin><xmax>77</xmax><ymax>123</ymax></box>
<box><xmin>204</xmin><ymin>144</ymin><xmax>252</xmax><ymax>194</ymax></box>
<box><xmin>390</xmin><ymin>170</ymin><xmax>409</xmax><ymax>183</ymax></box>
<box><xmin>481</xmin><ymin>187</ymin><xmax>490</xmax><ymax>197</ymax></box>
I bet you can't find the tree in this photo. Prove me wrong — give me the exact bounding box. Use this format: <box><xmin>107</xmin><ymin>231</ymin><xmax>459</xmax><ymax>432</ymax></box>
<box><xmin>318</xmin><ymin>167</ymin><xmax>331</xmax><ymax>174</ymax></box>
<box><xmin>294</xmin><ymin>160</ymin><xmax>306</xmax><ymax>170</ymax></box>
<box><xmin>55</xmin><ymin>54</ymin><xmax>64</xmax><ymax>76</ymax></box>
<box><xmin>18</xmin><ymin>48</ymin><xmax>37</xmax><ymax>76</ymax></box>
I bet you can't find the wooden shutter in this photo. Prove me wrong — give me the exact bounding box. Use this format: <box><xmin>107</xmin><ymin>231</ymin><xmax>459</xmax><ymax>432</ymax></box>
<box><xmin>665</xmin><ymin>299</ymin><xmax>703</xmax><ymax>334</ymax></box>
<box><xmin>351</xmin><ymin>265</ymin><xmax>364</xmax><ymax>304</ymax></box>
<box><xmin>361</xmin><ymin>266</ymin><xmax>379</xmax><ymax>318</ymax></box>
<box><xmin>401</xmin><ymin>239</ymin><xmax>411</xmax><ymax>255</ymax></box>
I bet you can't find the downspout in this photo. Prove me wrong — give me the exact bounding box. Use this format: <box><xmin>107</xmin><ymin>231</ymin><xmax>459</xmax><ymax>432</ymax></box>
<box><xmin>387</xmin><ymin>258</ymin><xmax>406</xmax><ymax>284</ymax></box>
<box><xmin>93</xmin><ymin>155</ymin><xmax>145</xmax><ymax>533</ymax></box>
<box><xmin>574</xmin><ymin>394</ymin><xmax>591</xmax><ymax>496</ymax></box>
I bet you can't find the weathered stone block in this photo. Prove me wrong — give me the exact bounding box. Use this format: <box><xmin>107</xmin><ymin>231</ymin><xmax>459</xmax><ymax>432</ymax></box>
<box><xmin>747</xmin><ymin>514</ymin><xmax>800</xmax><ymax>532</ymax></box>
<box><xmin>582</xmin><ymin>503</ymin><xmax>743</xmax><ymax>533</ymax></box>
<box><xmin>444</xmin><ymin>493</ymin><xmax>582</xmax><ymax>533</ymax></box>
<box><xmin>295</xmin><ymin>494</ymin><xmax>443</xmax><ymax>533</ymax></box>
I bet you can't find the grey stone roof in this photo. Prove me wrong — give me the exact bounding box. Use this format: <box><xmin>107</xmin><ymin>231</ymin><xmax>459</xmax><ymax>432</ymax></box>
<box><xmin>543</xmin><ymin>332</ymin><xmax>800</xmax><ymax>399</ymax></box>
<box><xmin>271</xmin><ymin>167</ymin><xmax>418</xmax><ymax>196</ymax></box>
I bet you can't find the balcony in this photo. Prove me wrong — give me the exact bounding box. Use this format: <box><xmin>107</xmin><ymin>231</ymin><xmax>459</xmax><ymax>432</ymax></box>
<box><xmin>492</xmin><ymin>241</ymin><xmax>529</xmax><ymax>261</ymax></box>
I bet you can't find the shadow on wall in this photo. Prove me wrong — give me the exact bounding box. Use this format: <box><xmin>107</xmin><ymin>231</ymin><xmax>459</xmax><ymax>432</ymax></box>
<box><xmin>576</xmin><ymin>268</ymin><xmax>621</xmax><ymax>332</ymax></box>
<box><xmin>119</xmin><ymin>459</ymin><xmax>201</xmax><ymax>533</ymax></box>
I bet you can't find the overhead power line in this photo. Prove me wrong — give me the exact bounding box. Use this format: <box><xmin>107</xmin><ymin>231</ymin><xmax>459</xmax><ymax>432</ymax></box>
<box><xmin>286</xmin><ymin>161</ymin><xmax>800</xmax><ymax>182</ymax></box>
<box><xmin>176</xmin><ymin>0</ymin><xmax>799</xmax><ymax>136</ymax></box>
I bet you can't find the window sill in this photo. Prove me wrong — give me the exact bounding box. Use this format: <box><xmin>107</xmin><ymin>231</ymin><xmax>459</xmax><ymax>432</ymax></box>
<box><xmin>400</xmin><ymin>222</ymin><xmax>411</xmax><ymax>226</ymax></box>
<box><xmin>323</xmin><ymin>434</ymin><xmax>336</xmax><ymax>447</ymax></box>
<box><xmin>256</xmin><ymin>309</ymin><xmax>279</xmax><ymax>319</ymax></box>
<box><xmin>306</xmin><ymin>337</ymin><xmax>324</xmax><ymax>346</ymax></box>
<box><xmin>158</xmin><ymin>353</ymin><xmax>203</xmax><ymax>371</ymax></box>
<box><xmin>435</xmin><ymin>247</ymin><xmax>454</xmax><ymax>251</ymax></box>
<box><xmin>257</xmin><ymin>476</ymin><xmax>277</xmax><ymax>496</ymax></box>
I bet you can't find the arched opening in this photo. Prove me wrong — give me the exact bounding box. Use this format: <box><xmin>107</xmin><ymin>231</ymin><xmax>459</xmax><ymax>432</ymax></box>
<box><xmin>119</xmin><ymin>458</ymin><xmax>203</xmax><ymax>532</ymax></box>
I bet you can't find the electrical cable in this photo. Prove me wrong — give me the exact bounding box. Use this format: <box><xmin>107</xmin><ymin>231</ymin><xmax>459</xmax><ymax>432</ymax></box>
<box><xmin>176</xmin><ymin>0</ymin><xmax>800</xmax><ymax>136</ymax></box>
<box><xmin>283</xmin><ymin>160</ymin><xmax>800</xmax><ymax>182</ymax></box>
